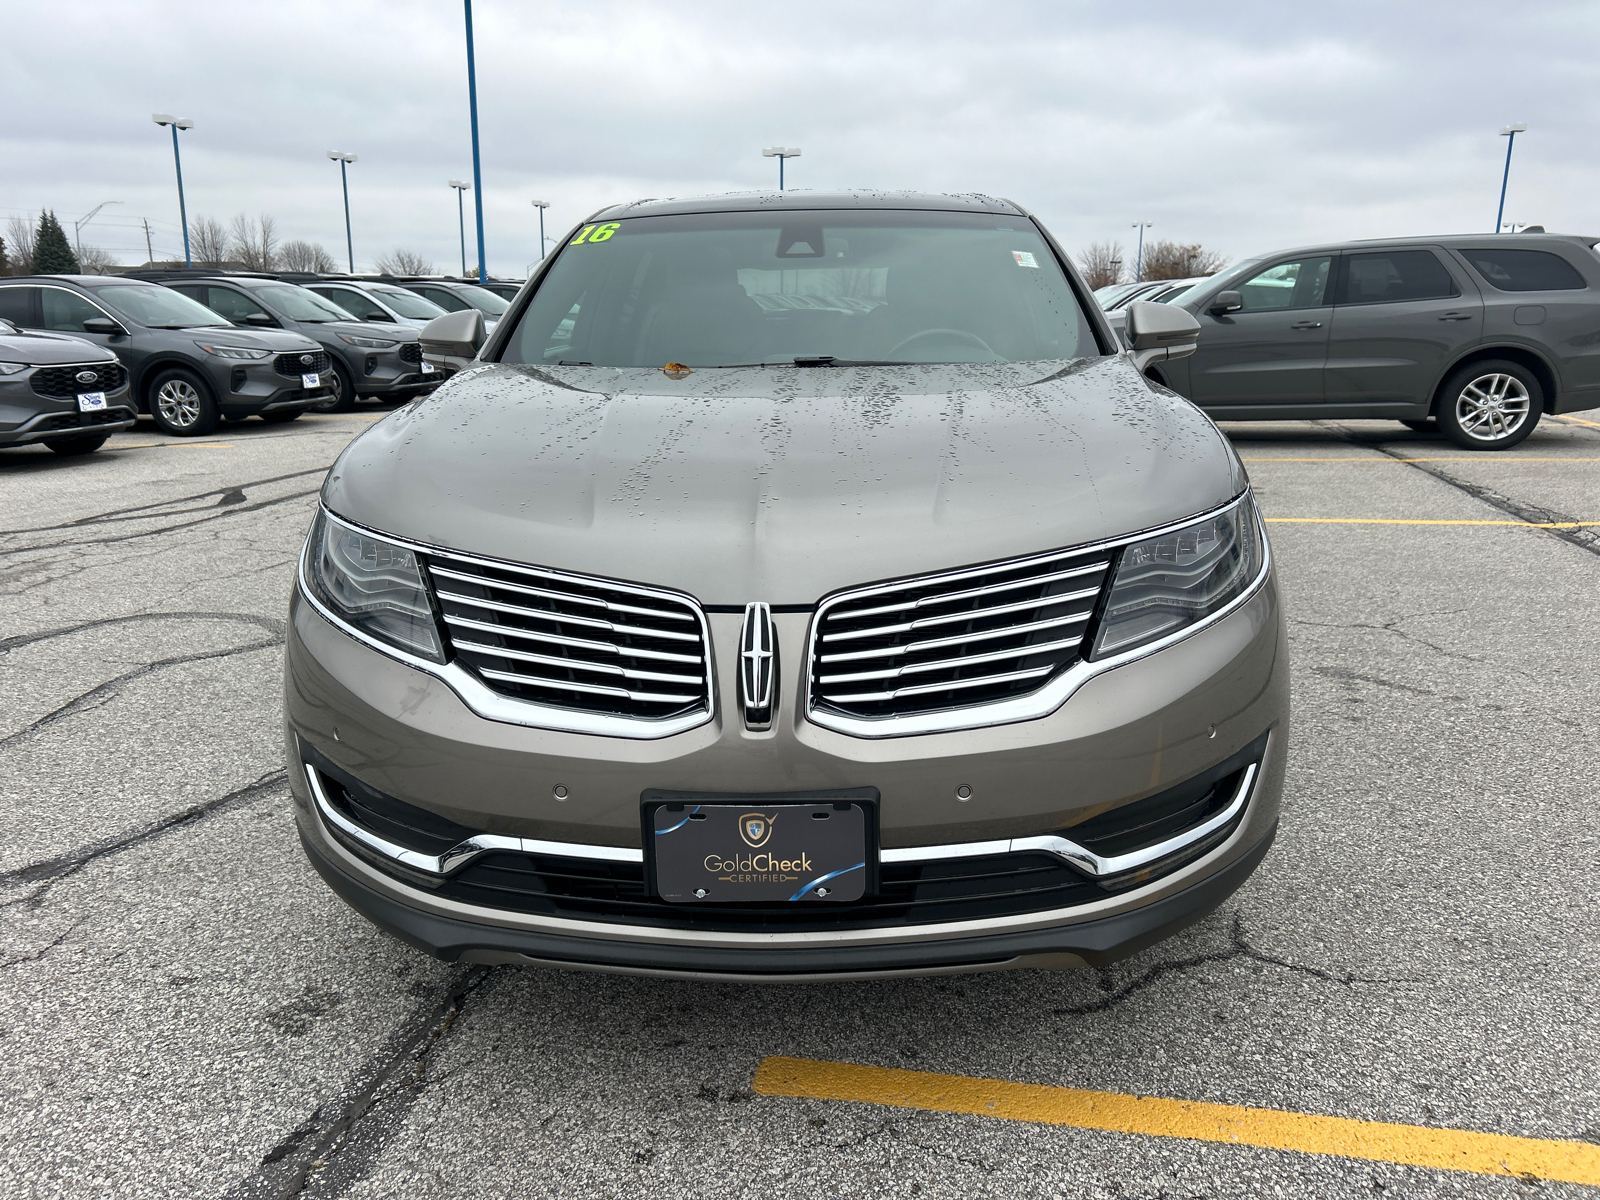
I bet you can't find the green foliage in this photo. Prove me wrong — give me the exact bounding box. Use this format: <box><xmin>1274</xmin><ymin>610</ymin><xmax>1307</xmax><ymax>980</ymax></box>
<box><xmin>32</xmin><ymin>210</ymin><xmax>81</xmax><ymax>275</ymax></box>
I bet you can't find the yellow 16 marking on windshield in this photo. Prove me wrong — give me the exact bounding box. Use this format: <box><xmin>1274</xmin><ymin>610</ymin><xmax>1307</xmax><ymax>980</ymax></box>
<box><xmin>569</xmin><ymin>222</ymin><xmax>621</xmax><ymax>245</ymax></box>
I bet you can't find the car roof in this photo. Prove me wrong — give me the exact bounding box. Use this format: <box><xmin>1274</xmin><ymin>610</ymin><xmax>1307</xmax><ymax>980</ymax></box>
<box><xmin>588</xmin><ymin>189</ymin><xmax>1027</xmax><ymax>220</ymax></box>
<box><xmin>1</xmin><ymin>275</ymin><xmax>152</xmax><ymax>287</ymax></box>
<box><xmin>1231</xmin><ymin>232</ymin><xmax>1600</xmax><ymax>264</ymax></box>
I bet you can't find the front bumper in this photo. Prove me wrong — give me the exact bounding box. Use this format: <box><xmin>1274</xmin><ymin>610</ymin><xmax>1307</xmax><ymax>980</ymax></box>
<box><xmin>0</xmin><ymin>398</ymin><xmax>137</xmax><ymax>445</ymax></box>
<box><xmin>214</xmin><ymin>358</ymin><xmax>332</xmax><ymax>415</ymax></box>
<box><xmin>286</xmin><ymin>566</ymin><xmax>1288</xmax><ymax>978</ymax></box>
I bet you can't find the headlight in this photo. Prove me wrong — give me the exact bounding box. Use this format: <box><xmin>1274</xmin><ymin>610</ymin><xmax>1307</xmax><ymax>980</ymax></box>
<box><xmin>337</xmin><ymin>333</ymin><xmax>399</xmax><ymax>349</ymax></box>
<box><xmin>303</xmin><ymin>510</ymin><xmax>444</xmax><ymax>662</ymax></box>
<box><xmin>194</xmin><ymin>342</ymin><xmax>271</xmax><ymax>360</ymax></box>
<box><xmin>1091</xmin><ymin>493</ymin><xmax>1265</xmax><ymax>659</ymax></box>
<box><xmin>0</xmin><ymin>361</ymin><xmax>28</xmax><ymax>375</ymax></box>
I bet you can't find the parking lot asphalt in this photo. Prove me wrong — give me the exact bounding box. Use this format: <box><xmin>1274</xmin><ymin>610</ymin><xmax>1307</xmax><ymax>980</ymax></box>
<box><xmin>1</xmin><ymin>409</ymin><xmax>1597</xmax><ymax>1199</ymax></box>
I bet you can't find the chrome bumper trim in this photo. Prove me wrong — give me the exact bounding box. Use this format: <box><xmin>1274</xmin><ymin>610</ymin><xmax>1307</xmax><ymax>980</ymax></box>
<box><xmin>881</xmin><ymin>762</ymin><xmax>1257</xmax><ymax>878</ymax></box>
<box><xmin>305</xmin><ymin>764</ymin><xmax>644</xmax><ymax>877</ymax></box>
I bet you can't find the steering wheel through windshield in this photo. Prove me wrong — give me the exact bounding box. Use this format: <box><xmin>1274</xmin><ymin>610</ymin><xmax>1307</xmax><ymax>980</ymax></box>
<box><xmin>887</xmin><ymin>328</ymin><xmax>1000</xmax><ymax>361</ymax></box>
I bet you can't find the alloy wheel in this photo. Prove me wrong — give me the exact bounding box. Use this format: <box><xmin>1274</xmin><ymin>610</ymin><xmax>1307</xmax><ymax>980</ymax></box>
<box><xmin>1453</xmin><ymin>373</ymin><xmax>1530</xmax><ymax>442</ymax></box>
<box><xmin>155</xmin><ymin>379</ymin><xmax>203</xmax><ymax>429</ymax></box>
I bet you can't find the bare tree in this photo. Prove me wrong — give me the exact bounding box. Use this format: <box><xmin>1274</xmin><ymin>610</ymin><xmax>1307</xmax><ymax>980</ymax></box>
<box><xmin>279</xmin><ymin>239</ymin><xmax>338</xmax><ymax>273</ymax></box>
<box><xmin>374</xmin><ymin>248</ymin><xmax>433</xmax><ymax>276</ymax></box>
<box><xmin>228</xmin><ymin>213</ymin><xmax>279</xmax><ymax>272</ymax></box>
<box><xmin>1077</xmin><ymin>241</ymin><xmax>1125</xmax><ymax>290</ymax></box>
<box><xmin>1138</xmin><ymin>240</ymin><xmax>1227</xmax><ymax>281</ymax></box>
<box><xmin>76</xmin><ymin>244</ymin><xmax>118</xmax><ymax>275</ymax></box>
<box><xmin>189</xmin><ymin>215</ymin><xmax>230</xmax><ymax>267</ymax></box>
<box><xmin>4</xmin><ymin>214</ymin><xmax>36</xmax><ymax>274</ymax></box>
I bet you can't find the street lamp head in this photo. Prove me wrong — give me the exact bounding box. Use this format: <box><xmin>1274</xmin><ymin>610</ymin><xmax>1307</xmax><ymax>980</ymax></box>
<box><xmin>531</xmin><ymin>200</ymin><xmax>550</xmax><ymax>209</ymax></box>
<box><xmin>449</xmin><ymin>180</ymin><xmax>469</xmax><ymax>189</ymax></box>
<box><xmin>153</xmin><ymin>114</ymin><xmax>192</xmax><ymax>129</ymax></box>
<box><xmin>762</xmin><ymin>147</ymin><xmax>801</xmax><ymax>157</ymax></box>
<box><xmin>327</xmin><ymin>151</ymin><xmax>357</xmax><ymax>163</ymax></box>
<box><xmin>1500</xmin><ymin>123</ymin><xmax>1527</xmax><ymax>136</ymax></box>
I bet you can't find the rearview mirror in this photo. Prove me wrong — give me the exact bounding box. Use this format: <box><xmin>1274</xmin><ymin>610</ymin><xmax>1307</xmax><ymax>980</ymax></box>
<box><xmin>82</xmin><ymin>316</ymin><xmax>125</xmax><ymax>336</ymax></box>
<box><xmin>420</xmin><ymin>308</ymin><xmax>486</xmax><ymax>364</ymax></box>
<box><xmin>1207</xmin><ymin>290</ymin><xmax>1243</xmax><ymax>316</ymax></box>
<box><xmin>1125</xmin><ymin>301</ymin><xmax>1201</xmax><ymax>373</ymax></box>
<box><xmin>243</xmin><ymin>312</ymin><xmax>277</xmax><ymax>327</ymax></box>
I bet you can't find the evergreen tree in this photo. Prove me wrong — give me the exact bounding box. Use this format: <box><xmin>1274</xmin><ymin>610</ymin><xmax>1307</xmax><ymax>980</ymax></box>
<box><xmin>0</xmin><ymin>235</ymin><xmax>8</xmax><ymax>277</ymax></box>
<box><xmin>32</xmin><ymin>211</ymin><xmax>80</xmax><ymax>274</ymax></box>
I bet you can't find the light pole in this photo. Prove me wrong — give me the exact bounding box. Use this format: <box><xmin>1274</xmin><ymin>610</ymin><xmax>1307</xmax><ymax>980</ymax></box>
<box><xmin>1495</xmin><ymin>124</ymin><xmax>1526</xmax><ymax>234</ymax></box>
<box><xmin>463</xmin><ymin>0</ymin><xmax>487</xmax><ymax>283</ymax></box>
<box><xmin>327</xmin><ymin>151</ymin><xmax>357</xmax><ymax>272</ymax></box>
<box><xmin>73</xmin><ymin>201</ymin><xmax>122</xmax><ymax>255</ymax></box>
<box><xmin>762</xmin><ymin>147</ymin><xmax>802</xmax><ymax>190</ymax></box>
<box><xmin>449</xmin><ymin>181</ymin><xmax>470</xmax><ymax>276</ymax></box>
<box><xmin>1132</xmin><ymin>222</ymin><xmax>1152</xmax><ymax>282</ymax></box>
<box><xmin>152</xmin><ymin>115</ymin><xmax>194</xmax><ymax>267</ymax></box>
<box><xmin>532</xmin><ymin>200</ymin><xmax>550</xmax><ymax>260</ymax></box>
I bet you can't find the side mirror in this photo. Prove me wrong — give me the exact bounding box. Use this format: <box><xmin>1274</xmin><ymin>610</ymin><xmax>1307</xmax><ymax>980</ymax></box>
<box><xmin>82</xmin><ymin>316</ymin><xmax>126</xmax><ymax>336</ymax></box>
<box><xmin>1207</xmin><ymin>290</ymin><xmax>1243</xmax><ymax>316</ymax></box>
<box><xmin>243</xmin><ymin>312</ymin><xmax>277</xmax><ymax>327</ymax></box>
<box><xmin>420</xmin><ymin>308</ymin><xmax>486</xmax><ymax>362</ymax></box>
<box><xmin>1125</xmin><ymin>300</ymin><xmax>1201</xmax><ymax>373</ymax></box>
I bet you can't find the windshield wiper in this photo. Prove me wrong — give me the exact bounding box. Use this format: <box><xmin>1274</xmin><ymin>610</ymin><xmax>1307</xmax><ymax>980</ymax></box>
<box><xmin>712</xmin><ymin>356</ymin><xmax>920</xmax><ymax>368</ymax></box>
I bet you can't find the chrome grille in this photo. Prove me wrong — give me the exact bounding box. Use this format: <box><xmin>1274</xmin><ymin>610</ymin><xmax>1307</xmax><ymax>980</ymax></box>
<box><xmin>809</xmin><ymin>546</ymin><xmax>1113</xmax><ymax>721</ymax></box>
<box><xmin>425</xmin><ymin>550</ymin><xmax>711</xmax><ymax>723</ymax></box>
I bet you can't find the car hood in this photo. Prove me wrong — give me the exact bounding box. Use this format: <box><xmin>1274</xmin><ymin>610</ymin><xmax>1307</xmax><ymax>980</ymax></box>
<box><xmin>320</xmin><ymin>320</ymin><xmax>420</xmax><ymax>343</ymax></box>
<box><xmin>324</xmin><ymin>357</ymin><xmax>1247</xmax><ymax>605</ymax></box>
<box><xmin>0</xmin><ymin>329</ymin><xmax>118</xmax><ymax>366</ymax></box>
<box><xmin>184</xmin><ymin>326</ymin><xmax>322</xmax><ymax>352</ymax></box>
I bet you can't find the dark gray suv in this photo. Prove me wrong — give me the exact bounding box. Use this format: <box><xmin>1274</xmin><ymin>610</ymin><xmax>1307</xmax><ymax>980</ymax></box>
<box><xmin>158</xmin><ymin>277</ymin><xmax>435</xmax><ymax>413</ymax></box>
<box><xmin>0</xmin><ymin>277</ymin><xmax>330</xmax><ymax>436</ymax></box>
<box><xmin>1157</xmin><ymin>233</ymin><xmax>1600</xmax><ymax>449</ymax></box>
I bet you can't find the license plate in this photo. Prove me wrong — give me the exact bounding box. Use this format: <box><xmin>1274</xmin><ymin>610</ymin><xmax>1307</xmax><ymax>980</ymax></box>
<box><xmin>302</xmin><ymin>372</ymin><xmax>320</xmax><ymax>389</ymax></box>
<box><xmin>648</xmin><ymin>801</ymin><xmax>869</xmax><ymax>904</ymax></box>
<box><xmin>77</xmin><ymin>392</ymin><xmax>107</xmax><ymax>411</ymax></box>
<box><xmin>420</xmin><ymin>361</ymin><xmax>435</xmax><ymax>374</ymax></box>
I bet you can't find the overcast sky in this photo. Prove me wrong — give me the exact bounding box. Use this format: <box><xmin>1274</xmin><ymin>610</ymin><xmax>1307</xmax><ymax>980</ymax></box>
<box><xmin>5</xmin><ymin>0</ymin><xmax>1598</xmax><ymax>278</ymax></box>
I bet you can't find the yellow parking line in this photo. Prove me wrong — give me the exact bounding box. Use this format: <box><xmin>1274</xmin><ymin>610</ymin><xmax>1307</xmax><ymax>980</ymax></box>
<box><xmin>1552</xmin><ymin>414</ymin><xmax>1600</xmax><ymax>430</ymax></box>
<box><xmin>1265</xmin><ymin>517</ymin><xmax>1593</xmax><ymax>528</ymax></box>
<box><xmin>752</xmin><ymin>1057</ymin><xmax>1600</xmax><ymax>1185</ymax></box>
<box><xmin>1242</xmin><ymin>456</ymin><xmax>1600</xmax><ymax>463</ymax></box>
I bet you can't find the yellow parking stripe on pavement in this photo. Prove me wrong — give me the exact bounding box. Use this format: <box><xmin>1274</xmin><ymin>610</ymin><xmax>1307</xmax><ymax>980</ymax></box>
<box><xmin>1552</xmin><ymin>414</ymin><xmax>1600</xmax><ymax>430</ymax></box>
<box><xmin>752</xmin><ymin>1057</ymin><xmax>1600</xmax><ymax>1184</ymax></box>
<box><xmin>1265</xmin><ymin>517</ymin><xmax>1594</xmax><ymax>528</ymax></box>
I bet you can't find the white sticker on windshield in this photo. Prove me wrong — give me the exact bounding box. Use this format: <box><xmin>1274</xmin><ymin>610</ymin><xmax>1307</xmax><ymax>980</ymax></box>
<box><xmin>1012</xmin><ymin>251</ymin><xmax>1039</xmax><ymax>268</ymax></box>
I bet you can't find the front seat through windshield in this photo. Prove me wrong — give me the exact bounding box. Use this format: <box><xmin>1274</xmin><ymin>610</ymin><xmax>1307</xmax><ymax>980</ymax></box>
<box><xmin>502</xmin><ymin>209</ymin><xmax>1100</xmax><ymax>367</ymax></box>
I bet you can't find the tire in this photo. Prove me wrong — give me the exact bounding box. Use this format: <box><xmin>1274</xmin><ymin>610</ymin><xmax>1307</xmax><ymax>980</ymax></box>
<box><xmin>312</xmin><ymin>359</ymin><xmax>358</xmax><ymax>413</ymax></box>
<box><xmin>45</xmin><ymin>434</ymin><xmax>109</xmax><ymax>456</ymax></box>
<box><xmin>1436</xmin><ymin>360</ymin><xmax>1542</xmax><ymax>451</ymax></box>
<box><xmin>1398</xmin><ymin>418</ymin><xmax>1435</xmax><ymax>432</ymax></box>
<box><xmin>259</xmin><ymin>409</ymin><xmax>303</xmax><ymax>424</ymax></box>
<box><xmin>147</xmin><ymin>367</ymin><xmax>220</xmax><ymax>436</ymax></box>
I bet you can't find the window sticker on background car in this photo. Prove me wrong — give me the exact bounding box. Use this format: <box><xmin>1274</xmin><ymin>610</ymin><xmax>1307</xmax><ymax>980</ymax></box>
<box><xmin>569</xmin><ymin>222</ymin><xmax>621</xmax><ymax>245</ymax></box>
<box><xmin>1012</xmin><ymin>251</ymin><xmax>1039</xmax><ymax>268</ymax></box>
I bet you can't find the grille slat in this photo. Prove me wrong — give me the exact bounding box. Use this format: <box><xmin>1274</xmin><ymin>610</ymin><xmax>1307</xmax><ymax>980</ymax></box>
<box><xmin>30</xmin><ymin>362</ymin><xmax>127</xmax><ymax>398</ymax></box>
<box><xmin>398</xmin><ymin>342</ymin><xmax>423</xmax><ymax>364</ymax></box>
<box><xmin>426</xmin><ymin>551</ymin><xmax>711</xmax><ymax>724</ymax></box>
<box><xmin>810</xmin><ymin>547</ymin><xmax>1113</xmax><ymax>721</ymax></box>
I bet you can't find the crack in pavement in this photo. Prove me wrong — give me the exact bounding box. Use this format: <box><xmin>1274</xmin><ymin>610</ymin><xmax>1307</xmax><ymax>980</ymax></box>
<box><xmin>1051</xmin><ymin>912</ymin><xmax>1423</xmax><ymax>1017</ymax></box>
<box><xmin>0</xmin><ymin>768</ymin><xmax>288</xmax><ymax>911</ymax></box>
<box><xmin>0</xmin><ymin>486</ymin><xmax>323</xmax><ymax>559</ymax></box>
<box><xmin>226</xmin><ymin>965</ymin><xmax>499</xmax><ymax>1200</ymax></box>
<box><xmin>0</xmin><ymin>610</ymin><xmax>285</xmax><ymax>654</ymax></box>
<box><xmin>4</xmin><ymin>467</ymin><xmax>328</xmax><ymax>536</ymax></box>
<box><xmin>0</xmin><ymin>918</ymin><xmax>85</xmax><ymax>970</ymax></box>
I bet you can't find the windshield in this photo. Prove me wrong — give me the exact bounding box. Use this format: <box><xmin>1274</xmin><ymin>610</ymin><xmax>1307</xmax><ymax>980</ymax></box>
<box><xmin>254</xmin><ymin>284</ymin><xmax>356</xmax><ymax>322</ymax></box>
<box><xmin>1094</xmin><ymin>284</ymin><xmax>1138</xmax><ymax>305</ymax></box>
<box><xmin>500</xmin><ymin>209</ymin><xmax>1098</xmax><ymax>367</ymax></box>
<box><xmin>451</xmin><ymin>284</ymin><xmax>510</xmax><ymax>315</ymax></box>
<box><xmin>90</xmin><ymin>282</ymin><xmax>229</xmax><ymax>328</ymax></box>
<box><xmin>371</xmin><ymin>286</ymin><xmax>448</xmax><ymax>319</ymax></box>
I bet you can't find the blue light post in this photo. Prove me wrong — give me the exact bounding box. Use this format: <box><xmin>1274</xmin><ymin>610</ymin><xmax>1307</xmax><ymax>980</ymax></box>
<box><xmin>327</xmin><ymin>152</ymin><xmax>357</xmax><ymax>272</ymax></box>
<box><xmin>450</xmin><ymin>180</ymin><xmax>470</xmax><ymax>276</ymax></box>
<box><xmin>1132</xmin><ymin>222</ymin><xmax>1152</xmax><ymax>282</ymax></box>
<box><xmin>762</xmin><ymin>147</ymin><xmax>801</xmax><ymax>190</ymax></box>
<box><xmin>532</xmin><ymin>200</ymin><xmax>550</xmax><ymax>260</ymax></box>
<box><xmin>464</xmin><ymin>0</ymin><xmax>487</xmax><ymax>283</ymax></box>
<box><xmin>152</xmin><ymin>115</ymin><xmax>193</xmax><ymax>267</ymax></box>
<box><xmin>1495</xmin><ymin>124</ymin><xmax>1526</xmax><ymax>234</ymax></box>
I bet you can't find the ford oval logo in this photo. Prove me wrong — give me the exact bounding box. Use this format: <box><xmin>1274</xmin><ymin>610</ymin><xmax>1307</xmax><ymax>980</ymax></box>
<box><xmin>75</xmin><ymin>370</ymin><xmax>99</xmax><ymax>384</ymax></box>
<box><xmin>299</xmin><ymin>354</ymin><xmax>314</xmax><ymax>365</ymax></box>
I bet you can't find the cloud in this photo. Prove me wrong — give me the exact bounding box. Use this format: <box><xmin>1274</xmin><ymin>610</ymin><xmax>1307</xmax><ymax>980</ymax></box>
<box><xmin>4</xmin><ymin>0</ymin><xmax>1596</xmax><ymax>275</ymax></box>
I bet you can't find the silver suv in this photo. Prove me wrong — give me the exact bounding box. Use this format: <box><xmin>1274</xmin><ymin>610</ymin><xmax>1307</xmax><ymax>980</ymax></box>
<box><xmin>1161</xmin><ymin>233</ymin><xmax>1600</xmax><ymax>449</ymax></box>
<box><xmin>286</xmin><ymin>192</ymin><xmax>1287</xmax><ymax>980</ymax></box>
